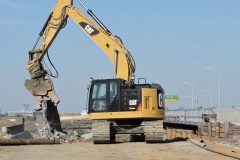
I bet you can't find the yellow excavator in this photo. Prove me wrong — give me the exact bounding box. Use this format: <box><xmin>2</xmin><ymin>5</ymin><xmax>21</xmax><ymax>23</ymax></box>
<box><xmin>25</xmin><ymin>0</ymin><xmax>166</xmax><ymax>143</ymax></box>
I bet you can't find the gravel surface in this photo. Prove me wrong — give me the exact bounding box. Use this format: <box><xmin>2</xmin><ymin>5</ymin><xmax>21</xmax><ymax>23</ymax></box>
<box><xmin>0</xmin><ymin>116</ymin><xmax>239</xmax><ymax>159</ymax></box>
<box><xmin>0</xmin><ymin>141</ymin><xmax>237</xmax><ymax>160</ymax></box>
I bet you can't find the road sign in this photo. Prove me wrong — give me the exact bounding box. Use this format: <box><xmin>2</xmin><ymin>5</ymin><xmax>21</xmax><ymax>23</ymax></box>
<box><xmin>165</xmin><ymin>99</ymin><xmax>179</xmax><ymax>102</ymax></box>
<box><xmin>165</xmin><ymin>95</ymin><xmax>179</xmax><ymax>102</ymax></box>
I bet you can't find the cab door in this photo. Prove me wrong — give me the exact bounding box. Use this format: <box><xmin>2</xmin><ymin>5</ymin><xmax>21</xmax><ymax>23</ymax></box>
<box><xmin>88</xmin><ymin>79</ymin><xmax>122</xmax><ymax>113</ymax></box>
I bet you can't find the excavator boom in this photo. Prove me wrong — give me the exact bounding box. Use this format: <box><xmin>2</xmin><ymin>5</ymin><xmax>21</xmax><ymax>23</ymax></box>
<box><xmin>25</xmin><ymin>0</ymin><xmax>135</xmax><ymax>110</ymax></box>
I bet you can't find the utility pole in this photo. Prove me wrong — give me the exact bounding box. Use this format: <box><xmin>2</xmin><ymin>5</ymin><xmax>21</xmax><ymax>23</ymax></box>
<box><xmin>206</xmin><ymin>68</ymin><xmax>221</xmax><ymax>109</ymax></box>
<box><xmin>203</xmin><ymin>90</ymin><xmax>213</xmax><ymax>108</ymax></box>
<box><xmin>184</xmin><ymin>82</ymin><xmax>194</xmax><ymax>109</ymax></box>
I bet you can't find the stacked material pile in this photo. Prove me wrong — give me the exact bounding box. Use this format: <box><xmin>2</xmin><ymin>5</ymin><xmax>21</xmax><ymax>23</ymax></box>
<box><xmin>220</xmin><ymin>124</ymin><xmax>240</xmax><ymax>147</ymax></box>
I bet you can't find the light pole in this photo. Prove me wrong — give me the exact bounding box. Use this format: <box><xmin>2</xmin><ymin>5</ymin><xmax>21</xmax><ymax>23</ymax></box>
<box><xmin>206</xmin><ymin>68</ymin><xmax>221</xmax><ymax>109</ymax></box>
<box><xmin>184</xmin><ymin>82</ymin><xmax>194</xmax><ymax>109</ymax></box>
<box><xmin>203</xmin><ymin>90</ymin><xmax>213</xmax><ymax>108</ymax></box>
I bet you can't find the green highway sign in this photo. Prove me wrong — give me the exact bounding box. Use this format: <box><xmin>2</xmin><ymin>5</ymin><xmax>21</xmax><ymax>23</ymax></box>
<box><xmin>164</xmin><ymin>95</ymin><xmax>179</xmax><ymax>102</ymax></box>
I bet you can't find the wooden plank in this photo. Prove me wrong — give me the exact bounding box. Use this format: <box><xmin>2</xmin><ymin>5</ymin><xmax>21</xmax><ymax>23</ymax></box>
<box><xmin>167</xmin><ymin>128</ymin><xmax>172</xmax><ymax>140</ymax></box>
<box><xmin>193</xmin><ymin>134</ymin><xmax>198</xmax><ymax>139</ymax></box>
<box><xmin>215</xmin><ymin>127</ymin><xmax>220</xmax><ymax>138</ymax></box>
<box><xmin>220</xmin><ymin>123</ymin><xmax>225</xmax><ymax>128</ymax></box>
<box><xmin>219</xmin><ymin>132</ymin><xmax>225</xmax><ymax>138</ymax></box>
<box><xmin>215</xmin><ymin>122</ymin><xmax>220</xmax><ymax>138</ymax></box>
<box><xmin>202</xmin><ymin>122</ymin><xmax>208</xmax><ymax>127</ymax></box>
<box><xmin>186</xmin><ymin>130</ymin><xmax>193</xmax><ymax>134</ymax></box>
<box><xmin>197</xmin><ymin>125</ymin><xmax>202</xmax><ymax>139</ymax></box>
<box><xmin>202</xmin><ymin>132</ymin><xmax>208</xmax><ymax>136</ymax></box>
<box><xmin>211</xmin><ymin>122</ymin><xmax>216</xmax><ymax>127</ymax></box>
<box><xmin>0</xmin><ymin>139</ymin><xmax>60</xmax><ymax>145</ymax></box>
<box><xmin>171</xmin><ymin>129</ymin><xmax>176</xmax><ymax>139</ymax></box>
<box><xmin>220</xmin><ymin>128</ymin><xmax>225</xmax><ymax>133</ymax></box>
<box><xmin>202</xmin><ymin>126</ymin><xmax>208</xmax><ymax>132</ymax></box>
<box><xmin>187</xmin><ymin>132</ymin><xmax>193</xmax><ymax>139</ymax></box>
<box><xmin>176</xmin><ymin>132</ymin><xmax>181</xmax><ymax>138</ymax></box>
<box><xmin>211</xmin><ymin>132</ymin><xmax>216</xmax><ymax>137</ymax></box>
<box><xmin>208</xmin><ymin>122</ymin><xmax>212</xmax><ymax>137</ymax></box>
<box><xmin>182</xmin><ymin>130</ymin><xmax>187</xmax><ymax>138</ymax></box>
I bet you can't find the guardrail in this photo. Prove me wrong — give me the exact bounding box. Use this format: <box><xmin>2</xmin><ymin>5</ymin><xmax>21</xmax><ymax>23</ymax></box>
<box><xmin>165</xmin><ymin>108</ymin><xmax>217</xmax><ymax>125</ymax></box>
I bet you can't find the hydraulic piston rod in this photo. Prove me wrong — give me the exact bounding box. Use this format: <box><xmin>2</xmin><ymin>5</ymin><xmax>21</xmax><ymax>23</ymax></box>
<box><xmin>78</xmin><ymin>0</ymin><xmax>111</xmax><ymax>33</ymax></box>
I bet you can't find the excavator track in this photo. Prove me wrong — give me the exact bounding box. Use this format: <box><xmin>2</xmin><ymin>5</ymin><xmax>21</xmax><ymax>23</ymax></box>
<box><xmin>144</xmin><ymin>120</ymin><xmax>166</xmax><ymax>143</ymax></box>
<box><xmin>92</xmin><ymin>121</ymin><xmax>112</xmax><ymax>144</ymax></box>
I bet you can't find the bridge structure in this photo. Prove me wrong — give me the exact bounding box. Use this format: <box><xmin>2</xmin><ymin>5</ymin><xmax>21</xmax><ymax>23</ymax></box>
<box><xmin>163</xmin><ymin>108</ymin><xmax>222</xmax><ymax>139</ymax></box>
<box><xmin>164</xmin><ymin>108</ymin><xmax>216</xmax><ymax>125</ymax></box>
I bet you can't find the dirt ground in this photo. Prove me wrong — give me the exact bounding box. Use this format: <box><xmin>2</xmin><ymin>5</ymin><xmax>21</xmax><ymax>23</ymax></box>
<box><xmin>0</xmin><ymin>141</ymin><xmax>237</xmax><ymax>160</ymax></box>
<box><xmin>0</xmin><ymin>116</ymin><xmax>239</xmax><ymax>160</ymax></box>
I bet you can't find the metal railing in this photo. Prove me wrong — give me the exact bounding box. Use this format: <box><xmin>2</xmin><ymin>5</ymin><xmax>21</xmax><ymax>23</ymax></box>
<box><xmin>164</xmin><ymin>108</ymin><xmax>217</xmax><ymax>125</ymax></box>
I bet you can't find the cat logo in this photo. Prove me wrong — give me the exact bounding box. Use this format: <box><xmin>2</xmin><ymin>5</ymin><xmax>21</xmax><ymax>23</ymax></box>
<box><xmin>85</xmin><ymin>25</ymin><xmax>94</xmax><ymax>34</ymax></box>
<box><xmin>79</xmin><ymin>22</ymin><xmax>99</xmax><ymax>36</ymax></box>
<box><xmin>129</xmin><ymin>100</ymin><xmax>137</xmax><ymax>105</ymax></box>
<box><xmin>159</xmin><ymin>93</ymin><xmax>164</xmax><ymax>108</ymax></box>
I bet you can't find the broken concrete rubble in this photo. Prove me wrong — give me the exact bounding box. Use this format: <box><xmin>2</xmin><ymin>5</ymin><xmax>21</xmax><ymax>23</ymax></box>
<box><xmin>80</xmin><ymin>132</ymin><xmax>92</xmax><ymax>142</ymax></box>
<box><xmin>34</xmin><ymin>100</ymin><xmax>88</xmax><ymax>143</ymax></box>
<box><xmin>0</xmin><ymin>128</ymin><xmax>13</xmax><ymax>140</ymax></box>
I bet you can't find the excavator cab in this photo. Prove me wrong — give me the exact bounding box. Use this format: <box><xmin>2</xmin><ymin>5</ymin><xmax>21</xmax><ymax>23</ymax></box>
<box><xmin>88</xmin><ymin>79</ymin><xmax>124</xmax><ymax>113</ymax></box>
<box><xmin>88</xmin><ymin>78</ymin><xmax>165</xmax><ymax>116</ymax></box>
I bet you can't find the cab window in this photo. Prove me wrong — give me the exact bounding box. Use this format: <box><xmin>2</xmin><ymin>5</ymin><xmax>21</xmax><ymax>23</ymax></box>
<box><xmin>91</xmin><ymin>83</ymin><xmax>107</xmax><ymax>111</ymax></box>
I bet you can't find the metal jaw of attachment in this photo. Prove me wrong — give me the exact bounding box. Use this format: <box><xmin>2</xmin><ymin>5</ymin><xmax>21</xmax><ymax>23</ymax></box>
<box><xmin>24</xmin><ymin>77</ymin><xmax>59</xmax><ymax>111</ymax></box>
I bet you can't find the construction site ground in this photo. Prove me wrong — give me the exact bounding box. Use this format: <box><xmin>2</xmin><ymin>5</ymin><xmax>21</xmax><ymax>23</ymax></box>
<box><xmin>0</xmin><ymin>140</ymin><xmax>237</xmax><ymax>160</ymax></box>
<box><xmin>0</xmin><ymin>115</ymin><xmax>239</xmax><ymax>160</ymax></box>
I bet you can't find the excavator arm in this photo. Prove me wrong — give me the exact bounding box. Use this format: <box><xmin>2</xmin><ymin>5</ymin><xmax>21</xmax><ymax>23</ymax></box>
<box><xmin>24</xmin><ymin>0</ymin><xmax>135</xmax><ymax>110</ymax></box>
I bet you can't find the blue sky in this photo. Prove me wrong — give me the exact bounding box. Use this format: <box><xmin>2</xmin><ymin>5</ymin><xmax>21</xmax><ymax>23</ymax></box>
<box><xmin>0</xmin><ymin>0</ymin><xmax>239</xmax><ymax>113</ymax></box>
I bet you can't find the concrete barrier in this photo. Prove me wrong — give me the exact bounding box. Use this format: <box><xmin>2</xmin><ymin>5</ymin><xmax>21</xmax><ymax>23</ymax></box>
<box><xmin>212</xmin><ymin>109</ymin><xmax>240</xmax><ymax>124</ymax></box>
